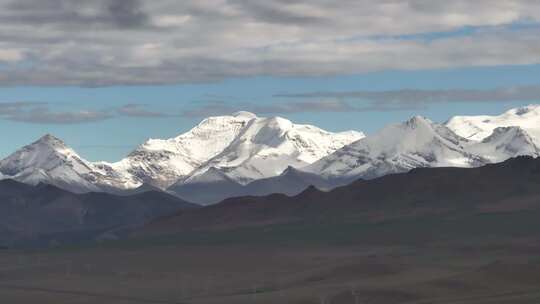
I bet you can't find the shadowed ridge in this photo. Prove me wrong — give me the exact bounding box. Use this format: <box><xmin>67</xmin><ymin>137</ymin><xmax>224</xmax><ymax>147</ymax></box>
<box><xmin>0</xmin><ymin>178</ymin><xmax>37</xmax><ymax>194</ymax></box>
<box><xmin>139</xmin><ymin>156</ymin><xmax>540</xmax><ymax>237</ymax></box>
<box><xmin>296</xmin><ymin>184</ymin><xmax>322</xmax><ymax>199</ymax></box>
<box><xmin>0</xmin><ymin>179</ymin><xmax>197</xmax><ymax>247</ymax></box>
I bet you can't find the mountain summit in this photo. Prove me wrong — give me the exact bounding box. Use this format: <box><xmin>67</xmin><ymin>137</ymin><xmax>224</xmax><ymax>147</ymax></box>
<box><xmin>180</xmin><ymin>115</ymin><xmax>365</xmax><ymax>186</ymax></box>
<box><xmin>0</xmin><ymin>134</ymin><xmax>101</xmax><ymax>193</ymax></box>
<box><xmin>94</xmin><ymin>112</ymin><xmax>363</xmax><ymax>190</ymax></box>
<box><xmin>99</xmin><ymin>113</ymin><xmax>257</xmax><ymax>189</ymax></box>
<box><xmin>446</xmin><ymin>104</ymin><xmax>540</xmax><ymax>145</ymax></box>
<box><xmin>304</xmin><ymin>116</ymin><xmax>486</xmax><ymax>180</ymax></box>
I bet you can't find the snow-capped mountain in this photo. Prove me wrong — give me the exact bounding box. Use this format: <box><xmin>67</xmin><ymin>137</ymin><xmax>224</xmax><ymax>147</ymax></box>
<box><xmin>468</xmin><ymin>126</ymin><xmax>540</xmax><ymax>163</ymax></box>
<box><xmin>179</xmin><ymin>113</ymin><xmax>365</xmax><ymax>186</ymax></box>
<box><xmin>2</xmin><ymin>106</ymin><xmax>539</xmax><ymax>204</ymax></box>
<box><xmin>100</xmin><ymin>111</ymin><xmax>363</xmax><ymax>189</ymax></box>
<box><xmin>305</xmin><ymin>116</ymin><xmax>489</xmax><ymax>180</ymax></box>
<box><xmin>0</xmin><ymin>135</ymin><xmax>140</xmax><ymax>193</ymax></box>
<box><xmin>0</xmin><ymin>134</ymin><xmax>102</xmax><ymax>193</ymax></box>
<box><xmin>166</xmin><ymin>113</ymin><xmax>363</xmax><ymax>204</ymax></box>
<box><xmin>446</xmin><ymin>105</ymin><xmax>540</xmax><ymax>145</ymax></box>
<box><xmin>304</xmin><ymin>115</ymin><xmax>540</xmax><ymax>182</ymax></box>
<box><xmin>98</xmin><ymin>112</ymin><xmax>258</xmax><ymax>189</ymax></box>
<box><xmin>0</xmin><ymin>112</ymin><xmax>363</xmax><ymax>196</ymax></box>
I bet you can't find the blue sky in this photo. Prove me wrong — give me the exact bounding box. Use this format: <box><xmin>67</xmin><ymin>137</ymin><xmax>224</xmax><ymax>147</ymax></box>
<box><xmin>2</xmin><ymin>0</ymin><xmax>540</xmax><ymax>161</ymax></box>
<box><xmin>2</xmin><ymin>64</ymin><xmax>539</xmax><ymax>161</ymax></box>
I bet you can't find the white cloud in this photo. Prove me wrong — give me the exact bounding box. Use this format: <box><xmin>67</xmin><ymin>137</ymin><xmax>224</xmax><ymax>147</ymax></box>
<box><xmin>0</xmin><ymin>102</ymin><xmax>174</xmax><ymax>124</ymax></box>
<box><xmin>153</xmin><ymin>15</ymin><xmax>191</xmax><ymax>27</ymax></box>
<box><xmin>277</xmin><ymin>85</ymin><xmax>540</xmax><ymax>111</ymax></box>
<box><xmin>1</xmin><ymin>0</ymin><xmax>540</xmax><ymax>85</ymax></box>
<box><xmin>0</xmin><ymin>102</ymin><xmax>113</xmax><ymax>124</ymax></box>
<box><xmin>0</xmin><ymin>49</ymin><xmax>24</xmax><ymax>63</ymax></box>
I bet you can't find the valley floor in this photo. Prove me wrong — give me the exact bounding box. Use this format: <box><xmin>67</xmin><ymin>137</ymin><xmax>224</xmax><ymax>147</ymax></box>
<box><xmin>2</xmin><ymin>233</ymin><xmax>540</xmax><ymax>304</ymax></box>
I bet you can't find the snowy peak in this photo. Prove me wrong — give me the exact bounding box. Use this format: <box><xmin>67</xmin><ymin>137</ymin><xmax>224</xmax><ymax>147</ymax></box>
<box><xmin>105</xmin><ymin>113</ymin><xmax>258</xmax><ymax>188</ymax></box>
<box><xmin>404</xmin><ymin>115</ymin><xmax>432</xmax><ymax>129</ymax></box>
<box><xmin>184</xmin><ymin>113</ymin><xmax>254</xmax><ymax>142</ymax></box>
<box><xmin>305</xmin><ymin>116</ymin><xmax>482</xmax><ymax>179</ymax></box>
<box><xmin>180</xmin><ymin>114</ymin><xmax>365</xmax><ymax>185</ymax></box>
<box><xmin>232</xmin><ymin>111</ymin><xmax>258</xmax><ymax>119</ymax></box>
<box><xmin>360</xmin><ymin>115</ymin><xmax>465</xmax><ymax>156</ymax></box>
<box><xmin>446</xmin><ymin>104</ymin><xmax>540</xmax><ymax>145</ymax></box>
<box><xmin>26</xmin><ymin>134</ymin><xmax>74</xmax><ymax>157</ymax></box>
<box><xmin>402</xmin><ymin>116</ymin><xmax>462</xmax><ymax>142</ymax></box>
<box><xmin>0</xmin><ymin>134</ymin><xmax>101</xmax><ymax>192</ymax></box>
<box><xmin>0</xmin><ymin>134</ymin><xmax>92</xmax><ymax>176</ymax></box>
<box><xmin>307</xmin><ymin>108</ymin><xmax>540</xmax><ymax>183</ymax></box>
<box><xmin>35</xmin><ymin>134</ymin><xmax>66</xmax><ymax>147</ymax></box>
<box><xmin>468</xmin><ymin>126</ymin><xmax>540</xmax><ymax>162</ymax></box>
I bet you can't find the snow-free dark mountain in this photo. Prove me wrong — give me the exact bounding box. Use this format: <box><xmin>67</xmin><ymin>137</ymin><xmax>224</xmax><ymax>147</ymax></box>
<box><xmin>0</xmin><ymin>179</ymin><xmax>196</xmax><ymax>247</ymax></box>
<box><xmin>141</xmin><ymin>156</ymin><xmax>540</xmax><ymax>236</ymax></box>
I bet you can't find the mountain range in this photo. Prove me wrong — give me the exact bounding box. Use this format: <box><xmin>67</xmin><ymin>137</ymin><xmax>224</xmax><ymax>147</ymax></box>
<box><xmin>446</xmin><ymin>104</ymin><xmax>540</xmax><ymax>144</ymax></box>
<box><xmin>0</xmin><ymin>179</ymin><xmax>196</xmax><ymax>247</ymax></box>
<box><xmin>1</xmin><ymin>105</ymin><xmax>540</xmax><ymax>205</ymax></box>
<box><xmin>305</xmin><ymin>115</ymin><xmax>539</xmax><ymax>180</ymax></box>
<box><xmin>141</xmin><ymin>155</ymin><xmax>540</xmax><ymax>237</ymax></box>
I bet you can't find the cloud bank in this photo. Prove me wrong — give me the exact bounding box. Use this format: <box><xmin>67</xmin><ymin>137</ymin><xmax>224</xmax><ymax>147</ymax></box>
<box><xmin>1</xmin><ymin>0</ymin><xmax>540</xmax><ymax>86</ymax></box>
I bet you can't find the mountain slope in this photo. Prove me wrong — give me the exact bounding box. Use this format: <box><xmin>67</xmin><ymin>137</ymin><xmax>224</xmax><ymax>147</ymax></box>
<box><xmin>0</xmin><ymin>135</ymin><xmax>138</xmax><ymax>193</ymax></box>
<box><xmin>468</xmin><ymin>126</ymin><xmax>540</xmax><ymax>162</ymax></box>
<box><xmin>170</xmin><ymin>115</ymin><xmax>540</xmax><ymax>204</ymax></box>
<box><xmin>99</xmin><ymin>111</ymin><xmax>362</xmax><ymax>191</ymax></box>
<box><xmin>100</xmin><ymin>112</ymin><xmax>257</xmax><ymax>189</ymax></box>
<box><xmin>0</xmin><ymin>179</ymin><xmax>197</xmax><ymax>247</ymax></box>
<box><xmin>170</xmin><ymin>166</ymin><xmax>347</xmax><ymax>206</ymax></box>
<box><xmin>167</xmin><ymin>113</ymin><xmax>363</xmax><ymax>204</ymax></box>
<box><xmin>141</xmin><ymin>156</ymin><xmax>540</xmax><ymax>235</ymax></box>
<box><xmin>304</xmin><ymin>116</ymin><xmax>487</xmax><ymax>180</ymax></box>
<box><xmin>446</xmin><ymin>104</ymin><xmax>540</xmax><ymax>144</ymax></box>
<box><xmin>233</xmin><ymin>166</ymin><xmax>357</xmax><ymax>200</ymax></box>
<box><xmin>170</xmin><ymin>167</ymin><xmax>246</xmax><ymax>205</ymax></box>
<box><xmin>0</xmin><ymin>135</ymin><xmax>103</xmax><ymax>193</ymax></box>
<box><xmin>179</xmin><ymin>114</ymin><xmax>364</xmax><ymax>185</ymax></box>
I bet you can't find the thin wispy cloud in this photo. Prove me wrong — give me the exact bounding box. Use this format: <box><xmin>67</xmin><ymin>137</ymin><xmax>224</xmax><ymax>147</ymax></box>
<box><xmin>11</xmin><ymin>109</ymin><xmax>113</xmax><ymax>124</ymax></box>
<box><xmin>276</xmin><ymin>85</ymin><xmax>540</xmax><ymax>111</ymax></box>
<box><xmin>4</xmin><ymin>84</ymin><xmax>540</xmax><ymax>124</ymax></box>
<box><xmin>182</xmin><ymin>84</ymin><xmax>540</xmax><ymax>117</ymax></box>
<box><xmin>181</xmin><ymin>99</ymin><xmax>358</xmax><ymax>118</ymax></box>
<box><xmin>0</xmin><ymin>102</ymin><xmax>113</xmax><ymax>124</ymax></box>
<box><xmin>0</xmin><ymin>1</ymin><xmax>540</xmax><ymax>85</ymax></box>
<box><xmin>75</xmin><ymin>144</ymin><xmax>137</xmax><ymax>150</ymax></box>
<box><xmin>117</xmin><ymin>104</ymin><xmax>171</xmax><ymax>118</ymax></box>
<box><xmin>0</xmin><ymin>102</ymin><xmax>176</xmax><ymax>124</ymax></box>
